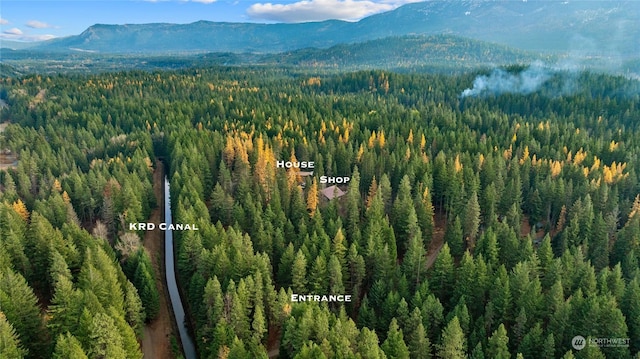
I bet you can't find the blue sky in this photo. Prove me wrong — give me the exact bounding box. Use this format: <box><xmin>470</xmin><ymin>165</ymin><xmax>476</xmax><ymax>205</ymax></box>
<box><xmin>0</xmin><ymin>0</ymin><xmax>420</xmax><ymax>42</ymax></box>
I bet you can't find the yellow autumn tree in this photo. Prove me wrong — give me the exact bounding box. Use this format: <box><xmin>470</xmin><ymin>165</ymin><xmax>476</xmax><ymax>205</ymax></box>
<box><xmin>12</xmin><ymin>199</ymin><xmax>29</xmax><ymax>221</ymax></box>
<box><xmin>287</xmin><ymin>151</ymin><xmax>301</xmax><ymax>190</ymax></box>
<box><xmin>343</xmin><ymin>127</ymin><xmax>350</xmax><ymax>143</ymax></box>
<box><xmin>628</xmin><ymin>195</ymin><xmax>640</xmax><ymax>220</ymax></box>
<box><xmin>233</xmin><ymin>136</ymin><xmax>249</xmax><ymax>166</ymax></box>
<box><xmin>454</xmin><ymin>154</ymin><xmax>463</xmax><ymax>173</ymax></box>
<box><xmin>306</xmin><ymin>178</ymin><xmax>318</xmax><ymax>216</ymax></box>
<box><xmin>350</xmin><ymin>144</ymin><xmax>362</xmax><ymax>163</ymax></box>
<box><xmin>254</xmin><ymin>135</ymin><xmax>275</xmax><ymax>201</ymax></box>
<box><xmin>378</xmin><ymin>130</ymin><xmax>386</xmax><ymax>148</ymax></box>
<box><xmin>223</xmin><ymin>135</ymin><xmax>235</xmax><ymax>167</ymax></box>
<box><xmin>519</xmin><ymin>146</ymin><xmax>529</xmax><ymax>165</ymax></box>
<box><xmin>591</xmin><ymin>156</ymin><xmax>601</xmax><ymax>171</ymax></box>
<box><xmin>573</xmin><ymin>148</ymin><xmax>587</xmax><ymax>166</ymax></box>
<box><xmin>550</xmin><ymin>160</ymin><xmax>563</xmax><ymax>178</ymax></box>
<box><xmin>368</xmin><ymin>131</ymin><xmax>377</xmax><ymax>148</ymax></box>
<box><xmin>53</xmin><ymin>179</ymin><xmax>62</xmax><ymax>193</ymax></box>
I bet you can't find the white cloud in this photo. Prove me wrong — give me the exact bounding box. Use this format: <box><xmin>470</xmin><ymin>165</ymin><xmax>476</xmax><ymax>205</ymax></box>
<box><xmin>247</xmin><ymin>0</ymin><xmax>417</xmax><ymax>23</ymax></box>
<box><xmin>0</xmin><ymin>18</ymin><xmax>9</xmax><ymax>25</ymax></box>
<box><xmin>3</xmin><ymin>28</ymin><xmax>23</xmax><ymax>35</ymax></box>
<box><xmin>26</xmin><ymin>20</ymin><xmax>53</xmax><ymax>29</ymax></box>
<box><xmin>144</xmin><ymin>0</ymin><xmax>216</xmax><ymax>2</ymax></box>
<box><xmin>1</xmin><ymin>27</ymin><xmax>56</xmax><ymax>42</ymax></box>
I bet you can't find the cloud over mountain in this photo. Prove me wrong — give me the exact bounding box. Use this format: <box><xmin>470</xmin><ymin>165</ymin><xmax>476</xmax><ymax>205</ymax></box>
<box><xmin>247</xmin><ymin>0</ymin><xmax>416</xmax><ymax>23</ymax></box>
<box><xmin>26</xmin><ymin>20</ymin><xmax>53</xmax><ymax>29</ymax></box>
<box><xmin>3</xmin><ymin>28</ymin><xmax>23</xmax><ymax>35</ymax></box>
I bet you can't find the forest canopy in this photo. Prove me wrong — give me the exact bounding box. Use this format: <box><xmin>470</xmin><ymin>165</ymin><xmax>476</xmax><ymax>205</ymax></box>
<box><xmin>0</xmin><ymin>66</ymin><xmax>639</xmax><ymax>359</ymax></box>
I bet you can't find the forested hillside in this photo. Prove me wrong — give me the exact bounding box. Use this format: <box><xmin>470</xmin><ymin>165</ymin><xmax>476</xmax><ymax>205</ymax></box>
<box><xmin>0</xmin><ymin>66</ymin><xmax>639</xmax><ymax>358</ymax></box>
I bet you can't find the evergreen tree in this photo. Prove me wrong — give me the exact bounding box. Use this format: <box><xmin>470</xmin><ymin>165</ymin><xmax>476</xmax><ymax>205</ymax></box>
<box><xmin>446</xmin><ymin>216</ymin><xmax>465</xmax><ymax>259</ymax></box>
<box><xmin>292</xmin><ymin>250</ymin><xmax>308</xmax><ymax>293</ymax></box>
<box><xmin>0</xmin><ymin>268</ymin><xmax>46</xmax><ymax>358</ymax></box>
<box><xmin>431</xmin><ymin>243</ymin><xmax>455</xmax><ymax>306</ymax></box>
<box><xmin>357</xmin><ymin>328</ymin><xmax>386</xmax><ymax>359</ymax></box>
<box><xmin>328</xmin><ymin>254</ymin><xmax>345</xmax><ymax>298</ymax></box>
<box><xmin>436</xmin><ymin>316</ymin><xmax>466</xmax><ymax>359</ymax></box>
<box><xmin>132</xmin><ymin>252</ymin><xmax>160</xmax><ymax>320</ymax></box>
<box><xmin>52</xmin><ymin>332</ymin><xmax>88</xmax><ymax>359</ymax></box>
<box><xmin>310</xmin><ymin>255</ymin><xmax>328</xmax><ymax>294</ymax></box>
<box><xmin>487</xmin><ymin>323</ymin><xmax>510</xmax><ymax>359</ymax></box>
<box><xmin>470</xmin><ymin>343</ymin><xmax>484</xmax><ymax>359</ymax></box>
<box><xmin>382</xmin><ymin>319</ymin><xmax>410</xmax><ymax>359</ymax></box>
<box><xmin>403</xmin><ymin>232</ymin><xmax>427</xmax><ymax>290</ymax></box>
<box><xmin>621</xmin><ymin>277</ymin><xmax>640</xmax><ymax>354</ymax></box>
<box><xmin>408</xmin><ymin>321</ymin><xmax>432</xmax><ymax>359</ymax></box>
<box><xmin>0</xmin><ymin>313</ymin><xmax>27</xmax><ymax>359</ymax></box>
<box><xmin>463</xmin><ymin>191</ymin><xmax>481</xmax><ymax>247</ymax></box>
<box><xmin>88</xmin><ymin>313</ymin><xmax>128</xmax><ymax>359</ymax></box>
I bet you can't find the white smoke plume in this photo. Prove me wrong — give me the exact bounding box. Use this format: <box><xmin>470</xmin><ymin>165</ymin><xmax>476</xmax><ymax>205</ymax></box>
<box><xmin>461</xmin><ymin>62</ymin><xmax>551</xmax><ymax>97</ymax></box>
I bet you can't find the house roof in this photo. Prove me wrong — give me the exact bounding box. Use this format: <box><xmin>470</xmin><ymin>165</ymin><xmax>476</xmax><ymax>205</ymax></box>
<box><xmin>321</xmin><ymin>185</ymin><xmax>346</xmax><ymax>200</ymax></box>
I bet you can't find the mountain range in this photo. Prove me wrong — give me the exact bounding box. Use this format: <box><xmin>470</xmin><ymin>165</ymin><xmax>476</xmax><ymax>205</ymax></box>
<box><xmin>1</xmin><ymin>0</ymin><xmax>638</xmax><ymax>75</ymax></box>
<box><xmin>6</xmin><ymin>0</ymin><xmax>638</xmax><ymax>58</ymax></box>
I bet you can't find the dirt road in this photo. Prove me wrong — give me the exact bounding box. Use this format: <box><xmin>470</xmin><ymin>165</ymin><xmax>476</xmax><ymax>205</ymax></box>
<box><xmin>141</xmin><ymin>161</ymin><xmax>176</xmax><ymax>359</ymax></box>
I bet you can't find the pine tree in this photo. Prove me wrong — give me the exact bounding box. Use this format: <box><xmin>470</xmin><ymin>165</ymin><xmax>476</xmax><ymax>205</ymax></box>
<box><xmin>292</xmin><ymin>250</ymin><xmax>308</xmax><ymax>293</ymax></box>
<box><xmin>487</xmin><ymin>323</ymin><xmax>510</xmax><ymax>359</ymax></box>
<box><xmin>482</xmin><ymin>183</ymin><xmax>498</xmax><ymax>226</ymax></box>
<box><xmin>107</xmin><ymin>307</ymin><xmax>143</xmax><ymax>359</ymax></box>
<box><xmin>539</xmin><ymin>334</ymin><xmax>554</xmax><ymax>359</ymax></box>
<box><xmin>437</xmin><ymin>316</ymin><xmax>466</xmax><ymax>359</ymax></box>
<box><xmin>88</xmin><ymin>313</ymin><xmax>128</xmax><ymax>359</ymax></box>
<box><xmin>0</xmin><ymin>312</ymin><xmax>27</xmax><ymax>359</ymax></box>
<box><xmin>408</xmin><ymin>321</ymin><xmax>432</xmax><ymax>359</ymax></box>
<box><xmin>403</xmin><ymin>233</ymin><xmax>426</xmax><ymax>290</ymax></box>
<box><xmin>446</xmin><ymin>216</ymin><xmax>465</xmax><ymax>259</ymax></box>
<box><xmin>332</xmin><ymin>228</ymin><xmax>348</xmax><ymax>272</ymax></box>
<box><xmin>252</xmin><ymin>302</ymin><xmax>267</xmax><ymax>345</ymax></box>
<box><xmin>416</xmin><ymin>185</ymin><xmax>435</xmax><ymax>247</ymax></box>
<box><xmin>357</xmin><ymin>328</ymin><xmax>386</xmax><ymax>359</ymax></box>
<box><xmin>309</xmin><ymin>255</ymin><xmax>328</xmax><ymax>294</ymax></box>
<box><xmin>0</xmin><ymin>268</ymin><xmax>46</xmax><ymax>357</ymax></box>
<box><xmin>132</xmin><ymin>252</ymin><xmax>159</xmax><ymax>320</ymax></box>
<box><xmin>537</xmin><ymin>234</ymin><xmax>554</xmax><ymax>288</ymax></box>
<box><xmin>347</xmin><ymin>244</ymin><xmax>366</xmax><ymax>310</ymax></box>
<box><xmin>463</xmin><ymin>191</ymin><xmax>481</xmax><ymax>247</ymax></box>
<box><xmin>382</xmin><ymin>319</ymin><xmax>410</xmax><ymax>359</ymax></box>
<box><xmin>431</xmin><ymin>243</ymin><xmax>455</xmax><ymax>305</ymax></box>
<box><xmin>621</xmin><ymin>277</ymin><xmax>640</xmax><ymax>354</ymax></box>
<box><xmin>278</xmin><ymin>243</ymin><xmax>296</xmax><ymax>288</ymax></box>
<box><xmin>421</xmin><ymin>294</ymin><xmax>445</xmax><ymax>344</ymax></box>
<box><xmin>346</xmin><ymin>167</ymin><xmax>362</xmax><ymax>244</ymax></box>
<box><xmin>123</xmin><ymin>281</ymin><xmax>145</xmax><ymax>336</ymax></box>
<box><xmin>328</xmin><ymin>255</ymin><xmax>345</xmax><ymax>296</ymax></box>
<box><xmin>393</xmin><ymin>175</ymin><xmax>421</xmax><ymax>254</ymax></box>
<box><xmin>470</xmin><ymin>342</ymin><xmax>484</xmax><ymax>359</ymax></box>
<box><xmin>453</xmin><ymin>251</ymin><xmax>475</xmax><ymax>308</ymax></box>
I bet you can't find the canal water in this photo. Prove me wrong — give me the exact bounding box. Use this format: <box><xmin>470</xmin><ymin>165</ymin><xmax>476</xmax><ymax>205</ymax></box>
<box><xmin>164</xmin><ymin>177</ymin><xmax>197</xmax><ymax>359</ymax></box>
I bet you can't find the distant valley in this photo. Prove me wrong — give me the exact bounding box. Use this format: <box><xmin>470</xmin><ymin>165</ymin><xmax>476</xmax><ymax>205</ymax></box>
<box><xmin>1</xmin><ymin>0</ymin><xmax>638</xmax><ymax>75</ymax></box>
